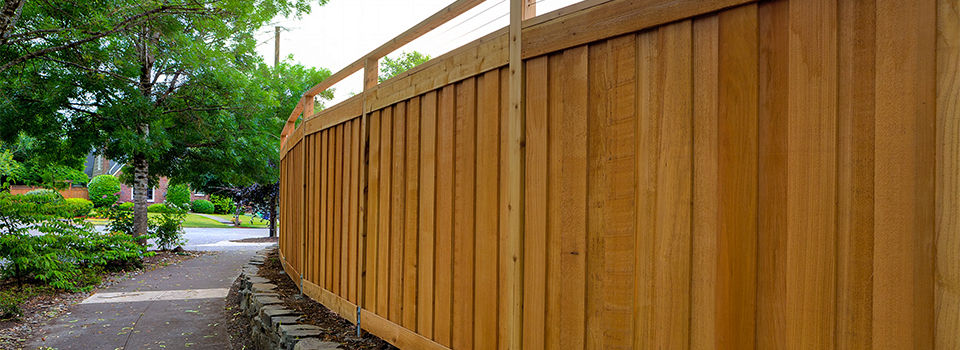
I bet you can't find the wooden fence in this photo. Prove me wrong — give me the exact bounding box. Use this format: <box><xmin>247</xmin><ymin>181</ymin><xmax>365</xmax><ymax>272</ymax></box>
<box><xmin>278</xmin><ymin>0</ymin><xmax>960</xmax><ymax>348</ymax></box>
<box><xmin>9</xmin><ymin>185</ymin><xmax>89</xmax><ymax>199</ymax></box>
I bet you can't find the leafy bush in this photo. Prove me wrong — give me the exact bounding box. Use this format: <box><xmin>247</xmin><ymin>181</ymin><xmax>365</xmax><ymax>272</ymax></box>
<box><xmin>191</xmin><ymin>199</ymin><xmax>214</xmax><ymax>214</ymax></box>
<box><xmin>152</xmin><ymin>211</ymin><xmax>186</xmax><ymax>250</ymax></box>
<box><xmin>88</xmin><ymin>175</ymin><xmax>120</xmax><ymax>207</ymax></box>
<box><xmin>42</xmin><ymin>198</ymin><xmax>93</xmax><ymax>217</ymax></box>
<box><xmin>165</xmin><ymin>184</ymin><xmax>191</xmax><ymax>210</ymax></box>
<box><xmin>23</xmin><ymin>188</ymin><xmax>64</xmax><ymax>205</ymax></box>
<box><xmin>102</xmin><ymin>205</ymin><xmax>185</xmax><ymax>250</ymax></box>
<box><xmin>118</xmin><ymin>202</ymin><xmax>134</xmax><ymax>211</ymax></box>
<box><xmin>210</xmin><ymin>194</ymin><xmax>235</xmax><ymax>214</ymax></box>
<box><xmin>147</xmin><ymin>203</ymin><xmax>171</xmax><ymax>213</ymax></box>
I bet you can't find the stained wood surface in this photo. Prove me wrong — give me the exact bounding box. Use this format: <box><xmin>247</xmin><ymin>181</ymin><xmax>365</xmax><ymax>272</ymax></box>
<box><xmin>276</xmin><ymin>0</ymin><xmax>951</xmax><ymax>349</ymax></box>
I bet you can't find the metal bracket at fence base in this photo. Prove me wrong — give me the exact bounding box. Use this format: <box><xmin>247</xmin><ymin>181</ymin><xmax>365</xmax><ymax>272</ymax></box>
<box><xmin>356</xmin><ymin>306</ymin><xmax>362</xmax><ymax>337</ymax></box>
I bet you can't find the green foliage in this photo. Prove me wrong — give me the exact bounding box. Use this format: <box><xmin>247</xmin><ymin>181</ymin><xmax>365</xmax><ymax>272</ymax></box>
<box><xmin>152</xmin><ymin>211</ymin><xmax>186</xmax><ymax>250</ymax></box>
<box><xmin>87</xmin><ymin>175</ymin><xmax>120</xmax><ymax>207</ymax></box>
<box><xmin>1</xmin><ymin>136</ymin><xmax>89</xmax><ymax>189</ymax></box>
<box><xmin>379</xmin><ymin>51</ymin><xmax>431</xmax><ymax>82</ymax></box>
<box><xmin>191</xmin><ymin>199</ymin><xmax>215</xmax><ymax>214</ymax></box>
<box><xmin>0</xmin><ymin>194</ymin><xmax>150</xmax><ymax>292</ymax></box>
<box><xmin>102</xmin><ymin>204</ymin><xmax>185</xmax><ymax>250</ymax></box>
<box><xmin>0</xmin><ymin>285</ymin><xmax>55</xmax><ymax>321</ymax></box>
<box><xmin>23</xmin><ymin>189</ymin><xmax>64</xmax><ymax>204</ymax></box>
<box><xmin>42</xmin><ymin>198</ymin><xmax>94</xmax><ymax>217</ymax></box>
<box><xmin>210</xmin><ymin>194</ymin><xmax>236</xmax><ymax>214</ymax></box>
<box><xmin>165</xmin><ymin>184</ymin><xmax>191</xmax><ymax>210</ymax></box>
<box><xmin>0</xmin><ymin>148</ymin><xmax>21</xmax><ymax>188</ymax></box>
<box><xmin>147</xmin><ymin>203</ymin><xmax>171</xmax><ymax>213</ymax></box>
<box><xmin>118</xmin><ymin>202</ymin><xmax>134</xmax><ymax>211</ymax></box>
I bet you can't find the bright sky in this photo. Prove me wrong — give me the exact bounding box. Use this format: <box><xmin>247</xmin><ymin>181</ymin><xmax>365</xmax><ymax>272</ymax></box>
<box><xmin>254</xmin><ymin>0</ymin><xmax>580</xmax><ymax>105</ymax></box>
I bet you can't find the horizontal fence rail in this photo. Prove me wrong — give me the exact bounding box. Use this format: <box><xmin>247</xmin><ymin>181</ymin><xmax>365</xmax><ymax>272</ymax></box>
<box><xmin>278</xmin><ymin>0</ymin><xmax>959</xmax><ymax>348</ymax></box>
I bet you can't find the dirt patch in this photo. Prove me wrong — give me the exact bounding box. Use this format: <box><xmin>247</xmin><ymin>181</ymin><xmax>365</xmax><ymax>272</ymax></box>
<box><xmin>0</xmin><ymin>250</ymin><xmax>202</xmax><ymax>350</ymax></box>
<box><xmin>225</xmin><ymin>249</ymin><xmax>395</xmax><ymax>349</ymax></box>
<box><xmin>229</xmin><ymin>236</ymin><xmax>279</xmax><ymax>243</ymax></box>
<box><xmin>223</xmin><ymin>277</ymin><xmax>254</xmax><ymax>350</ymax></box>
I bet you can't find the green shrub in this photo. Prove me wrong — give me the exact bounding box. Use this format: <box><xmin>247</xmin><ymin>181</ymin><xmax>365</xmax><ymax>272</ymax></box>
<box><xmin>88</xmin><ymin>175</ymin><xmax>120</xmax><ymax>207</ymax></box>
<box><xmin>0</xmin><ymin>218</ymin><xmax>151</xmax><ymax>291</ymax></box>
<box><xmin>165</xmin><ymin>184</ymin><xmax>191</xmax><ymax>210</ymax></box>
<box><xmin>147</xmin><ymin>203</ymin><xmax>170</xmax><ymax>213</ymax></box>
<box><xmin>42</xmin><ymin>198</ymin><xmax>94</xmax><ymax>217</ymax></box>
<box><xmin>118</xmin><ymin>202</ymin><xmax>134</xmax><ymax>211</ymax></box>
<box><xmin>22</xmin><ymin>189</ymin><xmax>64</xmax><ymax>205</ymax></box>
<box><xmin>210</xmin><ymin>194</ymin><xmax>235</xmax><ymax>214</ymax></box>
<box><xmin>191</xmin><ymin>199</ymin><xmax>214</xmax><ymax>214</ymax></box>
<box><xmin>152</xmin><ymin>211</ymin><xmax>186</xmax><ymax>250</ymax></box>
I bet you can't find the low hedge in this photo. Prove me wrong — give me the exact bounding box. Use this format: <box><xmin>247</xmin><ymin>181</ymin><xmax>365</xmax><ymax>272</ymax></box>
<box><xmin>147</xmin><ymin>203</ymin><xmax>172</xmax><ymax>213</ymax></box>
<box><xmin>190</xmin><ymin>199</ymin><xmax>214</xmax><ymax>214</ymax></box>
<box><xmin>117</xmin><ymin>202</ymin><xmax>134</xmax><ymax>211</ymax></box>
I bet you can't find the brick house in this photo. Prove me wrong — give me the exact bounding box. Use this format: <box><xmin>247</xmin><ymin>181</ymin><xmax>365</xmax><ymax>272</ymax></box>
<box><xmin>84</xmin><ymin>153</ymin><xmax>208</xmax><ymax>203</ymax></box>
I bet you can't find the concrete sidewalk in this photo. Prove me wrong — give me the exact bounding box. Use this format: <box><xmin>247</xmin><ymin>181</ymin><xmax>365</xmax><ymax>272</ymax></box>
<box><xmin>27</xmin><ymin>250</ymin><xmax>254</xmax><ymax>350</ymax></box>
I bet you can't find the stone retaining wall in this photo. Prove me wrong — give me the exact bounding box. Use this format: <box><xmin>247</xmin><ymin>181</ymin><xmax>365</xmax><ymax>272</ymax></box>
<box><xmin>237</xmin><ymin>248</ymin><xmax>341</xmax><ymax>350</ymax></box>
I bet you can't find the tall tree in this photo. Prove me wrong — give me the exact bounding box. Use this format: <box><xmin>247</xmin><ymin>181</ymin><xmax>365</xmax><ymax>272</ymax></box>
<box><xmin>0</xmin><ymin>0</ymin><xmax>328</xmax><ymax>241</ymax></box>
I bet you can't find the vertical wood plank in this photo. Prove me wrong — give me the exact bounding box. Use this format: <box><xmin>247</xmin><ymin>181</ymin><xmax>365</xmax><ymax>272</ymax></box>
<box><xmin>717</xmin><ymin>4</ymin><xmax>758</xmax><ymax>349</ymax></box>
<box><xmin>328</xmin><ymin>128</ymin><xmax>337</xmax><ymax>290</ymax></box>
<box><xmin>691</xmin><ymin>13</ymin><xmax>718</xmax><ymax>350</ymax></box>
<box><xmin>937</xmin><ymin>0</ymin><xmax>960</xmax><ymax>347</ymax></box>
<box><xmin>654</xmin><ymin>21</ymin><xmax>692</xmax><ymax>349</ymax></box>
<box><xmin>342</xmin><ymin>122</ymin><xmax>353</xmax><ymax>298</ymax></box>
<box><xmin>418</xmin><ymin>91</ymin><xmax>438</xmax><ymax>338</ymax></box>
<box><xmin>453</xmin><ymin>77</ymin><xmax>477</xmax><ymax>350</ymax></box>
<box><xmin>836</xmin><ymin>0</ymin><xmax>876</xmax><ymax>347</ymax></box>
<box><xmin>351</xmin><ymin>119</ymin><xmax>362</xmax><ymax>303</ymax></box>
<box><xmin>874</xmin><ymin>0</ymin><xmax>936</xmax><ymax>347</ymax></box>
<box><xmin>585</xmin><ymin>40</ymin><xmax>609</xmax><ymax>350</ymax></box>
<box><xmin>505</xmin><ymin>1</ymin><xmax>526</xmax><ymax>349</ymax></box>
<box><xmin>320</xmin><ymin>131</ymin><xmax>328</xmax><ymax>290</ymax></box>
<box><xmin>434</xmin><ymin>85</ymin><xmax>456</xmax><ymax>346</ymax></box>
<box><xmin>391</xmin><ymin>102</ymin><xmax>407</xmax><ymax>323</ymax></box>
<box><xmin>756</xmin><ymin>1</ymin><xmax>787</xmax><ymax>348</ymax></box>
<box><xmin>498</xmin><ymin>66</ymin><xmax>512</xmax><ymax>350</ymax></box>
<box><xmin>544</xmin><ymin>53</ymin><xmax>563</xmax><ymax>350</ymax></box>
<box><xmin>635</xmin><ymin>29</ymin><xmax>659</xmax><ymax>350</ymax></box>
<box><xmin>404</xmin><ymin>97</ymin><xmax>422</xmax><ymax>329</ymax></box>
<box><xmin>475</xmin><ymin>70</ymin><xmax>501</xmax><ymax>350</ymax></box>
<box><xmin>522</xmin><ymin>55</ymin><xmax>548</xmax><ymax>350</ymax></box>
<box><xmin>366</xmin><ymin>112</ymin><xmax>382</xmax><ymax>310</ymax></box>
<box><xmin>378</xmin><ymin>107</ymin><xmax>394</xmax><ymax>318</ymax></box>
<box><xmin>558</xmin><ymin>46</ymin><xmax>588</xmax><ymax>350</ymax></box>
<box><xmin>333</xmin><ymin>125</ymin><xmax>343</xmax><ymax>296</ymax></box>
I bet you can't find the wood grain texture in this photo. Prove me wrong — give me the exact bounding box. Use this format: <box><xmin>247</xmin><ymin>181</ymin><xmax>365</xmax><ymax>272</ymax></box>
<box><xmin>691</xmin><ymin>13</ymin><xmax>718</xmax><ymax>350</ymax></box>
<box><xmin>874</xmin><ymin>0</ymin><xmax>936</xmax><ymax>347</ymax></box>
<box><xmin>474</xmin><ymin>70</ymin><xmax>500</xmax><ymax>350</ymax></box>
<box><xmin>434</xmin><ymin>85</ymin><xmax>455</xmax><ymax>346</ymax></box>
<box><xmin>716</xmin><ymin>4</ymin><xmax>758</xmax><ymax>349</ymax></box>
<box><xmin>390</xmin><ymin>103</ymin><xmax>406</xmax><ymax>323</ymax></box>
<box><xmin>522</xmin><ymin>55</ymin><xmax>548</xmax><ymax>350</ymax></box>
<box><xmin>417</xmin><ymin>91</ymin><xmax>437</xmax><ymax>338</ymax></box>
<box><xmin>937</xmin><ymin>0</ymin><xmax>960</xmax><ymax>347</ymax></box>
<box><xmin>366</xmin><ymin>112</ymin><xmax>381</xmax><ymax>310</ymax></box>
<box><xmin>403</xmin><ymin>97</ymin><xmax>421</xmax><ymax>329</ymax></box>
<box><xmin>452</xmin><ymin>78</ymin><xmax>476</xmax><ymax>350</ymax></box>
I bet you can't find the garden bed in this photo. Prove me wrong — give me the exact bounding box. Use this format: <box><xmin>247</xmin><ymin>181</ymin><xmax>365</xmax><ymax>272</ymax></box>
<box><xmin>0</xmin><ymin>250</ymin><xmax>202</xmax><ymax>350</ymax></box>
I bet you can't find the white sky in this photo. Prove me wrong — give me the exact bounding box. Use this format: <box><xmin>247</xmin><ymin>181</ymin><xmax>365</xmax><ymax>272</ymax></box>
<box><xmin>254</xmin><ymin>0</ymin><xmax>580</xmax><ymax>105</ymax></box>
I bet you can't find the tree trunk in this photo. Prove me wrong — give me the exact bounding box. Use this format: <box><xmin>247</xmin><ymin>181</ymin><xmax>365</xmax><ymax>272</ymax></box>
<box><xmin>269</xmin><ymin>195</ymin><xmax>277</xmax><ymax>238</ymax></box>
<box><xmin>0</xmin><ymin>0</ymin><xmax>25</xmax><ymax>44</ymax></box>
<box><xmin>132</xmin><ymin>154</ymin><xmax>149</xmax><ymax>244</ymax></box>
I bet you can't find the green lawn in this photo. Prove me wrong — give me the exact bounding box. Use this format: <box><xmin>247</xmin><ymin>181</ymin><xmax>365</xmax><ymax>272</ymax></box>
<box><xmin>86</xmin><ymin>213</ymin><xmax>268</xmax><ymax>229</ymax></box>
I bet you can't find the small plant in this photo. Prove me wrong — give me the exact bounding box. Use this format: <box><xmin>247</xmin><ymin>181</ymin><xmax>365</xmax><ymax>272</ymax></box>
<box><xmin>165</xmin><ymin>184</ymin><xmax>191</xmax><ymax>210</ymax></box>
<box><xmin>152</xmin><ymin>210</ymin><xmax>186</xmax><ymax>250</ymax></box>
<box><xmin>210</xmin><ymin>194</ymin><xmax>235</xmax><ymax>214</ymax></box>
<box><xmin>191</xmin><ymin>199</ymin><xmax>215</xmax><ymax>214</ymax></box>
<box><xmin>88</xmin><ymin>175</ymin><xmax>121</xmax><ymax>207</ymax></box>
<box><xmin>118</xmin><ymin>202</ymin><xmax>134</xmax><ymax>211</ymax></box>
<box><xmin>63</xmin><ymin>198</ymin><xmax>94</xmax><ymax>217</ymax></box>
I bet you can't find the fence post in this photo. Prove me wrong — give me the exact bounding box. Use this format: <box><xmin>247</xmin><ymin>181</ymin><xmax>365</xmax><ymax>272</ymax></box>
<box><xmin>505</xmin><ymin>0</ymin><xmax>525</xmax><ymax>349</ymax></box>
<box><xmin>355</xmin><ymin>56</ymin><xmax>378</xmax><ymax>336</ymax></box>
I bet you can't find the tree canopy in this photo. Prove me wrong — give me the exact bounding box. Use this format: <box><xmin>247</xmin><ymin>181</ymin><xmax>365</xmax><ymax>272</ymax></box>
<box><xmin>379</xmin><ymin>51</ymin><xmax>430</xmax><ymax>82</ymax></box>
<box><xmin>0</xmin><ymin>0</ymin><xmax>332</xmax><ymax>238</ymax></box>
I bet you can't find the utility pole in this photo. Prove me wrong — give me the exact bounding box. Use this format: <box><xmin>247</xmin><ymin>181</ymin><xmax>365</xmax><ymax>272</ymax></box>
<box><xmin>274</xmin><ymin>26</ymin><xmax>280</xmax><ymax>68</ymax></box>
